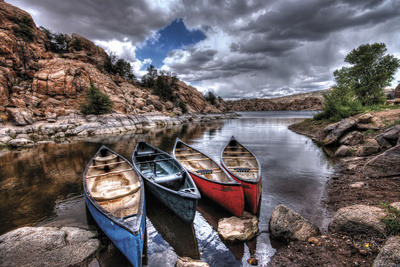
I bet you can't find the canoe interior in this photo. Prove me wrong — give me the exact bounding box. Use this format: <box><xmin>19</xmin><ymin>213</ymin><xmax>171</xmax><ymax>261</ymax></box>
<box><xmin>174</xmin><ymin>141</ymin><xmax>231</xmax><ymax>183</ymax></box>
<box><xmin>86</xmin><ymin>149</ymin><xmax>141</xmax><ymax>218</ymax></box>
<box><xmin>222</xmin><ymin>139</ymin><xmax>259</xmax><ymax>181</ymax></box>
<box><xmin>133</xmin><ymin>142</ymin><xmax>191</xmax><ymax>192</ymax></box>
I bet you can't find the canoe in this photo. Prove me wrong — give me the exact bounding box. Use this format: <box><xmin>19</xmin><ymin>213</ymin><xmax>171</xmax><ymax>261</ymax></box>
<box><xmin>221</xmin><ymin>136</ymin><xmax>262</xmax><ymax>214</ymax></box>
<box><xmin>132</xmin><ymin>140</ymin><xmax>201</xmax><ymax>224</ymax></box>
<box><xmin>173</xmin><ymin>138</ymin><xmax>244</xmax><ymax>217</ymax></box>
<box><xmin>83</xmin><ymin>145</ymin><xmax>146</xmax><ymax>267</ymax></box>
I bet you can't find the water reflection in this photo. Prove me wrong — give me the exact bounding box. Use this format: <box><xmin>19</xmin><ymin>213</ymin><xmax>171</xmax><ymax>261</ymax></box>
<box><xmin>0</xmin><ymin>111</ymin><xmax>333</xmax><ymax>266</ymax></box>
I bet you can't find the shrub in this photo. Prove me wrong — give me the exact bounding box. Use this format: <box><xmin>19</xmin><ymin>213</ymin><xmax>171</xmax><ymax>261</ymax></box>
<box><xmin>179</xmin><ymin>100</ymin><xmax>188</xmax><ymax>113</ymax></box>
<box><xmin>204</xmin><ymin>91</ymin><xmax>217</xmax><ymax>105</ymax></box>
<box><xmin>380</xmin><ymin>201</ymin><xmax>400</xmax><ymax>236</ymax></box>
<box><xmin>11</xmin><ymin>15</ymin><xmax>34</xmax><ymax>42</ymax></box>
<box><xmin>79</xmin><ymin>84</ymin><xmax>114</xmax><ymax>115</ymax></box>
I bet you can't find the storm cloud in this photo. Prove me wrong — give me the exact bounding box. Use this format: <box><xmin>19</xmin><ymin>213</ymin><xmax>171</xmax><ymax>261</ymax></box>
<box><xmin>7</xmin><ymin>0</ymin><xmax>400</xmax><ymax>99</ymax></box>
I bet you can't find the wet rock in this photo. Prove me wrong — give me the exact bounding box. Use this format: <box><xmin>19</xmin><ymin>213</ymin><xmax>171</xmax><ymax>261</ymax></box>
<box><xmin>218</xmin><ymin>211</ymin><xmax>258</xmax><ymax>242</ymax></box>
<box><xmin>372</xmin><ymin>236</ymin><xmax>400</xmax><ymax>267</ymax></box>
<box><xmin>8</xmin><ymin>138</ymin><xmax>34</xmax><ymax>148</ymax></box>
<box><xmin>0</xmin><ymin>226</ymin><xmax>100</xmax><ymax>267</ymax></box>
<box><xmin>363</xmin><ymin>145</ymin><xmax>400</xmax><ymax>178</ymax></box>
<box><xmin>176</xmin><ymin>257</ymin><xmax>210</xmax><ymax>267</ymax></box>
<box><xmin>339</xmin><ymin>131</ymin><xmax>363</xmax><ymax>146</ymax></box>
<box><xmin>323</xmin><ymin>118</ymin><xmax>358</xmax><ymax>146</ymax></box>
<box><xmin>269</xmin><ymin>204</ymin><xmax>320</xmax><ymax>242</ymax></box>
<box><xmin>328</xmin><ymin>204</ymin><xmax>386</xmax><ymax>236</ymax></box>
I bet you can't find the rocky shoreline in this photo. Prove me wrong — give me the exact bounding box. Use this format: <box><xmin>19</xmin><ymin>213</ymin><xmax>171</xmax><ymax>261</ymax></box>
<box><xmin>0</xmin><ymin>112</ymin><xmax>238</xmax><ymax>149</ymax></box>
<box><xmin>268</xmin><ymin>108</ymin><xmax>400</xmax><ymax>266</ymax></box>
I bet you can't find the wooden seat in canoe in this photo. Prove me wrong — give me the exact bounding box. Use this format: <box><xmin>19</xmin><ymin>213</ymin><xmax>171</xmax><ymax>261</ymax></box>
<box><xmin>91</xmin><ymin>182</ymin><xmax>141</xmax><ymax>201</ymax></box>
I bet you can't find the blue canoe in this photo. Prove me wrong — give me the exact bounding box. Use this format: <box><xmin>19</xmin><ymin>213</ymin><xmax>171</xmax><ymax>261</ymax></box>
<box><xmin>83</xmin><ymin>145</ymin><xmax>146</xmax><ymax>267</ymax></box>
<box><xmin>132</xmin><ymin>140</ymin><xmax>201</xmax><ymax>224</ymax></box>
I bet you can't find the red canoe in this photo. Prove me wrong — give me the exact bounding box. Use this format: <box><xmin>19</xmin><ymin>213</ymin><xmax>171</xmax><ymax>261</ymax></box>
<box><xmin>173</xmin><ymin>138</ymin><xmax>245</xmax><ymax>217</ymax></box>
<box><xmin>220</xmin><ymin>136</ymin><xmax>262</xmax><ymax>214</ymax></box>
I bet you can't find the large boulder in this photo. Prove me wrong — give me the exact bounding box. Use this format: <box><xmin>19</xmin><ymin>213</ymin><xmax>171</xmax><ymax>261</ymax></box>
<box><xmin>218</xmin><ymin>211</ymin><xmax>258</xmax><ymax>242</ymax></box>
<box><xmin>381</xmin><ymin>125</ymin><xmax>400</xmax><ymax>146</ymax></box>
<box><xmin>363</xmin><ymin>145</ymin><xmax>400</xmax><ymax>178</ymax></box>
<box><xmin>328</xmin><ymin>205</ymin><xmax>386</xmax><ymax>235</ymax></box>
<box><xmin>269</xmin><ymin>204</ymin><xmax>320</xmax><ymax>242</ymax></box>
<box><xmin>373</xmin><ymin>236</ymin><xmax>400</xmax><ymax>267</ymax></box>
<box><xmin>323</xmin><ymin>118</ymin><xmax>358</xmax><ymax>146</ymax></box>
<box><xmin>338</xmin><ymin>131</ymin><xmax>363</xmax><ymax>146</ymax></box>
<box><xmin>355</xmin><ymin>138</ymin><xmax>380</xmax><ymax>156</ymax></box>
<box><xmin>0</xmin><ymin>226</ymin><xmax>100</xmax><ymax>267</ymax></box>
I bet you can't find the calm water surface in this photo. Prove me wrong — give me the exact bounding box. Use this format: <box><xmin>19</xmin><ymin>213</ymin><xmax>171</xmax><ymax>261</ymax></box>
<box><xmin>0</xmin><ymin>111</ymin><xmax>334</xmax><ymax>266</ymax></box>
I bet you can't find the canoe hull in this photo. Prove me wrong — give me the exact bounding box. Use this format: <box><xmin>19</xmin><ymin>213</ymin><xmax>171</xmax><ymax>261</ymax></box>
<box><xmin>188</xmin><ymin>172</ymin><xmax>244</xmax><ymax>217</ymax></box>
<box><xmin>143</xmin><ymin>176</ymin><xmax>198</xmax><ymax>223</ymax></box>
<box><xmin>84</xmin><ymin>195</ymin><xmax>145</xmax><ymax>267</ymax></box>
<box><xmin>222</xmin><ymin>165</ymin><xmax>262</xmax><ymax>214</ymax></box>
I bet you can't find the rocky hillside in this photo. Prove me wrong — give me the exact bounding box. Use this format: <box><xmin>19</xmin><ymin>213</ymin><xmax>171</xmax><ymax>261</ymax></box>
<box><xmin>227</xmin><ymin>90</ymin><xmax>329</xmax><ymax>111</ymax></box>
<box><xmin>0</xmin><ymin>1</ymin><xmax>226</xmax><ymax>126</ymax></box>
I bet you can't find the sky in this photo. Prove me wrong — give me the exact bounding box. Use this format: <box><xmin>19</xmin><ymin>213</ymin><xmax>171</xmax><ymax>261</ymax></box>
<box><xmin>6</xmin><ymin>0</ymin><xmax>400</xmax><ymax>99</ymax></box>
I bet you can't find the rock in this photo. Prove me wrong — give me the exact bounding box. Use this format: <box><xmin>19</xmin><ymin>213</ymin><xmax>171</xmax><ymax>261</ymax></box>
<box><xmin>269</xmin><ymin>204</ymin><xmax>320</xmax><ymax>242</ymax></box>
<box><xmin>247</xmin><ymin>257</ymin><xmax>259</xmax><ymax>265</ymax></box>
<box><xmin>8</xmin><ymin>138</ymin><xmax>34</xmax><ymax>148</ymax></box>
<box><xmin>218</xmin><ymin>211</ymin><xmax>258</xmax><ymax>242</ymax></box>
<box><xmin>372</xmin><ymin>236</ymin><xmax>400</xmax><ymax>267</ymax></box>
<box><xmin>375</xmin><ymin>134</ymin><xmax>393</xmax><ymax>149</ymax></box>
<box><xmin>395</xmin><ymin>83</ymin><xmax>400</xmax><ymax>99</ymax></box>
<box><xmin>391</xmin><ymin>202</ymin><xmax>400</xmax><ymax>210</ymax></box>
<box><xmin>358</xmin><ymin>113</ymin><xmax>373</xmax><ymax>124</ymax></box>
<box><xmin>364</xmin><ymin>145</ymin><xmax>400</xmax><ymax>178</ymax></box>
<box><xmin>339</xmin><ymin>131</ymin><xmax>363</xmax><ymax>146</ymax></box>
<box><xmin>382</xmin><ymin>125</ymin><xmax>400</xmax><ymax>145</ymax></box>
<box><xmin>335</xmin><ymin>145</ymin><xmax>352</xmax><ymax>157</ymax></box>
<box><xmin>0</xmin><ymin>226</ymin><xmax>100</xmax><ymax>267</ymax></box>
<box><xmin>357</xmin><ymin>123</ymin><xmax>380</xmax><ymax>131</ymax></box>
<box><xmin>6</xmin><ymin>108</ymin><xmax>35</xmax><ymax>126</ymax></box>
<box><xmin>323</xmin><ymin>118</ymin><xmax>358</xmax><ymax>146</ymax></box>
<box><xmin>328</xmin><ymin>205</ymin><xmax>386</xmax><ymax>236</ymax></box>
<box><xmin>349</xmin><ymin>182</ymin><xmax>365</xmax><ymax>188</ymax></box>
<box><xmin>176</xmin><ymin>257</ymin><xmax>210</xmax><ymax>267</ymax></box>
<box><xmin>356</xmin><ymin>138</ymin><xmax>380</xmax><ymax>156</ymax></box>
<box><xmin>308</xmin><ymin>236</ymin><xmax>322</xmax><ymax>246</ymax></box>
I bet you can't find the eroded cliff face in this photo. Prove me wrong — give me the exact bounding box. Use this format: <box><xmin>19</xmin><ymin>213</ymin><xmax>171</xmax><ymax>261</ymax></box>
<box><xmin>0</xmin><ymin>1</ymin><xmax>225</xmax><ymax>125</ymax></box>
<box><xmin>227</xmin><ymin>97</ymin><xmax>323</xmax><ymax>111</ymax></box>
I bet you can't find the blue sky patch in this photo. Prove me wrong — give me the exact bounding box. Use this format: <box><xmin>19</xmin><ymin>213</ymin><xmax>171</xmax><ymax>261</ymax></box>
<box><xmin>136</xmin><ymin>18</ymin><xmax>206</xmax><ymax>69</ymax></box>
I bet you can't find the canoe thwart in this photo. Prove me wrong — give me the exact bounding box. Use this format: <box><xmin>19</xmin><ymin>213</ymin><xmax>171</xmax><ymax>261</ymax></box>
<box><xmin>175</xmin><ymin>153</ymin><xmax>202</xmax><ymax>156</ymax></box>
<box><xmin>86</xmin><ymin>169</ymin><xmax>133</xmax><ymax>178</ymax></box>
<box><xmin>222</xmin><ymin>156</ymin><xmax>254</xmax><ymax>159</ymax></box>
<box><xmin>89</xmin><ymin>161</ymin><xmax>126</xmax><ymax>168</ymax></box>
<box><xmin>179</xmin><ymin>158</ymin><xmax>210</xmax><ymax>162</ymax></box>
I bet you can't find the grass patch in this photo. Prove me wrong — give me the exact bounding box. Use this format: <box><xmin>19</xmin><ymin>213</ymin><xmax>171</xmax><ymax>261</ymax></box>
<box><xmin>380</xmin><ymin>201</ymin><xmax>400</xmax><ymax>236</ymax></box>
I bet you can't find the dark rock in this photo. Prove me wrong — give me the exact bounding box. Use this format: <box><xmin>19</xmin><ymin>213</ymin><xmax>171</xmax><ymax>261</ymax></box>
<box><xmin>375</xmin><ymin>134</ymin><xmax>392</xmax><ymax>149</ymax></box>
<box><xmin>335</xmin><ymin>145</ymin><xmax>352</xmax><ymax>157</ymax></box>
<box><xmin>382</xmin><ymin>125</ymin><xmax>400</xmax><ymax>145</ymax></box>
<box><xmin>328</xmin><ymin>204</ymin><xmax>386</xmax><ymax>236</ymax></box>
<box><xmin>269</xmin><ymin>204</ymin><xmax>320</xmax><ymax>242</ymax></box>
<box><xmin>323</xmin><ymin>118</ymin><xmax>358</xmax><ymax>146</ymax></box>
<box><xmin>356</xmin><ymin>139</ymin><xmax>380</xmax><ymax>156</ymax></box>
<box><xmin>364</xmin><ymin>145</ymin><xmax>400</xmax><ymax>178</ymax></box>
<box><xmin>373</xmin><ymin>236</ymin><xmax>400</xmax><ymax>267</ymax></box>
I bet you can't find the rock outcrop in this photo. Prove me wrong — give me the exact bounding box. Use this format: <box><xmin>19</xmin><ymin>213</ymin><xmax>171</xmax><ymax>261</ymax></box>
<box><xmin>227</xmin><ymin>96</ymin><xmax>323</xmax><ymax>111</ymax></box>
<box><xmin>0</xmin><ymin>226</ymin><xmax>100</xmax><ymax>267</ymax></box>
<box><xmin>269</xmin><ymin>204</ymin><xmax>320</xmax><ymax>242</ymax></box>
<box><xmin>328</xmin><ymin>204</ymin><xmax>387</xmax><ymax>236</ymax></box>
<box><xmin>217</xmin><ymin>211</ymin><xmax>258</xmax><ymax>242</ymax></box>
<box><xmin>363</xmin><ymin>145</ymin><xmax>400</xmax><ymax>178</ymax></box>
<box><xmin>0</xmin><ymin>1</ymin><xmax>226</xmax><ymax>126</ymax></box>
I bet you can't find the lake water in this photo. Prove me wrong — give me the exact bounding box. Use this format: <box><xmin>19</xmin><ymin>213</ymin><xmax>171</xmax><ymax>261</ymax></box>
<box><xmin>0</xmin><ymin>111</ymin><xmax>334</xmax><ymax>266</ymax></box>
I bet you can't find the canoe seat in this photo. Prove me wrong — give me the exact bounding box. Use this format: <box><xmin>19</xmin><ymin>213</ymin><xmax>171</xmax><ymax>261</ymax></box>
<box><xmin>233</xmin><ymin>167</ymin><xmax>250</xmax><ymax>172</ymax></box>
<box><xmin>154</xmin><ymin>172</ymin><xmax>183</xmax><ymax>185</ymax></box>
<box><xmin>195</xmin><ymin>169</ymin><xmax>213</xmax><ymax>175</ymax></box>
<box><xmin>92</xmin><ymin>182</ymin><xmax>140</xmax><ymax>201</ymax></box>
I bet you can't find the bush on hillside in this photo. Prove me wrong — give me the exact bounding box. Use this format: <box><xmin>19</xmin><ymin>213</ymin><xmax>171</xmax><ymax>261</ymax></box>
<box><xmin>79</xmin><ymin>84</ymin><xmax>114</xmax><ymax>115</ymax></box>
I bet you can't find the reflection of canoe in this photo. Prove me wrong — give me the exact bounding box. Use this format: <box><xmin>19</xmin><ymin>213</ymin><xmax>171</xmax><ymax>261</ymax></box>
<box><xmin>173</xmin><ymin>138</ymin><xmax>244</xmax><ymax>216</ymax></box>
<box><xmin>221</xmin><ymin>136</ymin><xmax>262</xmax><ymax>214</ymax></box>
<box><xmin>132</xmin><ymin>140</ymin><xmax>201</xmax><ymax>224</ymax></box>
<box><xmin>83</xmin><ymin>145</ymin><xmax>146</xmax><ymax>267</ymax></box>
<box><xmin>146</xmin><ymin>193</ymin><xmax>200</xmax><ymax>259</ymax></box>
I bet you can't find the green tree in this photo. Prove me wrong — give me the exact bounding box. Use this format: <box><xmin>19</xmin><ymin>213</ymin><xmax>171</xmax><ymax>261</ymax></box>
<box><xmin>141</xmin><ymin>65</ymin><xmax>158</xmax><ymax>88</ymax></box>
<box><xmin>204</xmin><ymin>91</ymin><xmax>217</xmax><ymax>105</ymax></box>
<box><xmin>11</xmin><ymin>15</ymin><xmax>34</xmax><ymax>42</ymax></box>
<box><xmin>79</xmin><ymin>84</ymin><xmax>114</xmax><ymax>115</ymax></box>
<box><xmin>337</xmin><ymin>43</ymin><xmax>400</xmax><ymax>106</ymax></box>
<box><xmin>153</xmin><ymin>70</ymin><xmax>178</xmax><ymax>101</ymax></box>
<box><xmin>40</xmin><ymin>26</ymin><xmax>67</xmax><ymax>53</ymax></box>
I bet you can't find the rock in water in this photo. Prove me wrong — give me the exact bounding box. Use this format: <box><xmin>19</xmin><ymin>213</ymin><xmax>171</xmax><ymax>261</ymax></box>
<box><xmin>363</xmin><ymin>145</ymin><xmax>400</xmax><ymax>178</ymax></box>
<box><xmin>218</xmin><ymin>211</ymin><xmax>258</xmax><ymax>242</ymax></box>
<box><xmin>373</xmin><ymin>236</ymin><xmax>400</xmax><ymax>267</ymax></box>
<box><xmin>269</xmin><ymin>204</ymin><xmax>320</xmax><ymax>242</ymax></box>
<box><xmin>176</xmin><ymin>257</ymin><xmax>210</xmax><ymax>267</ymax></box>
<box><xmin>328</xmin><ymin>204</ymin><xmax>387</xmax><ymax>236</ymax></box>
<box><xmin>0</xmin><ymin>226</ymin><xmax>100</xmax><ymax>267</ymax></box>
